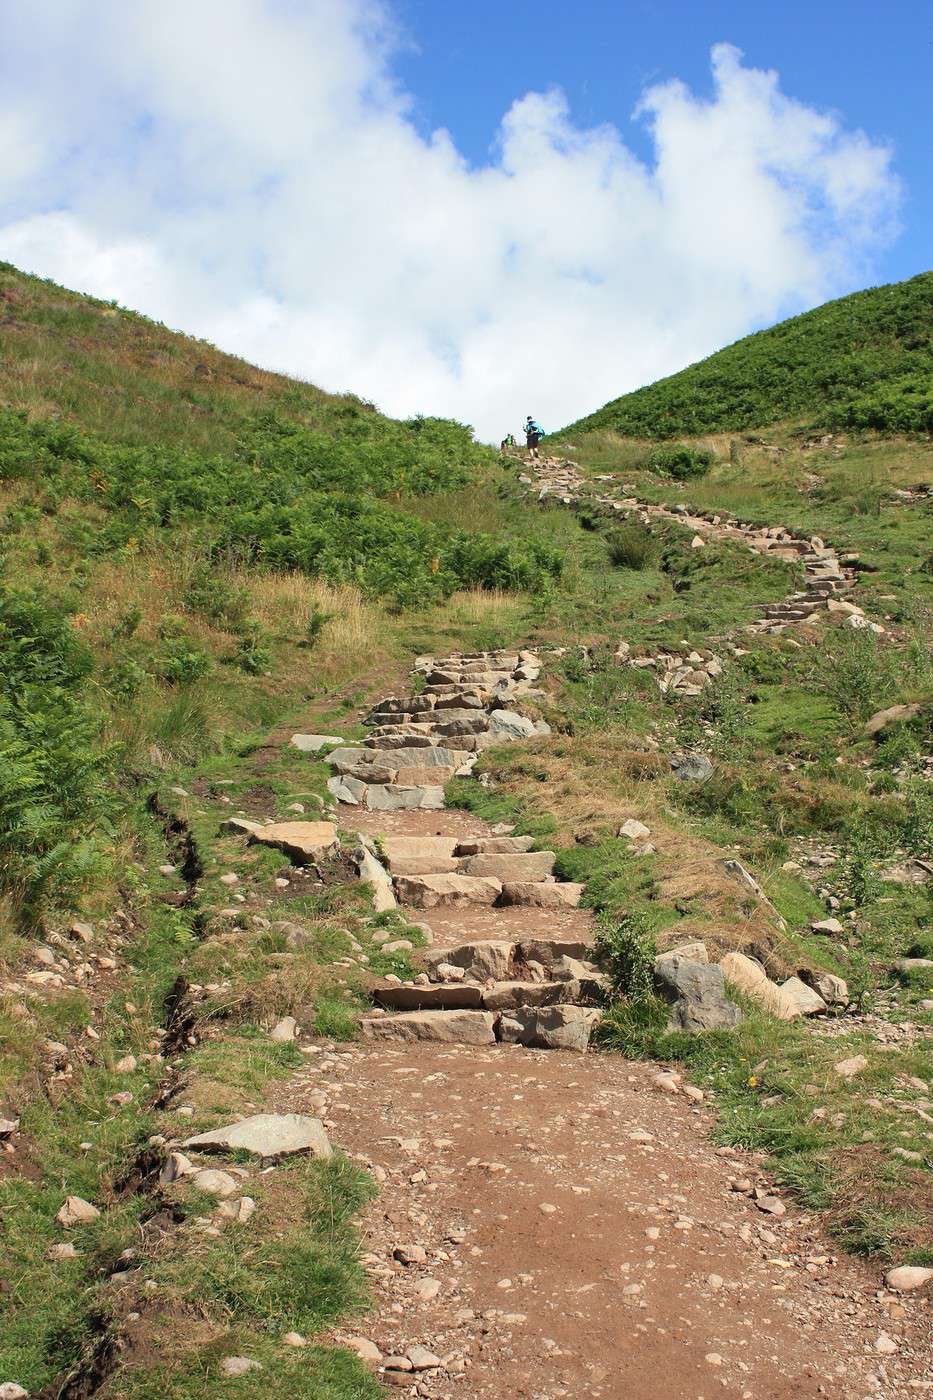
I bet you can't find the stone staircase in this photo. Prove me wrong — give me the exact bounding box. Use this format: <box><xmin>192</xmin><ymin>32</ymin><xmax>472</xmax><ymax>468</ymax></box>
<box><xmin>323</xmin><ymin>648</ymin><xmax>607</xmax><ymax>1051</ymax></box>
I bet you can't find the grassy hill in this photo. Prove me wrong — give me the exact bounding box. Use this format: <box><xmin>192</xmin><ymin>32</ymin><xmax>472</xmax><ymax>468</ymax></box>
<box><xmin>562</xmin><ymin>272</ymin><xmax>933</xmax><ymax>439</ymax></box>
<box><xmin>1</xmin><ymin>262</ymin><xmax>931</xmax><ymax>1399</ymax></box>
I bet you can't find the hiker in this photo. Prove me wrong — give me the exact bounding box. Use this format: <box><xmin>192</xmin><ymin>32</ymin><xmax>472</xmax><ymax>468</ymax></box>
<box><xmin>525</xmin><ymin>416</ymin><xmax>544</xmax><ymax>460</ymax></box>
<box><xmin>500</xmin><ymin>432</ymin><xmax>515</xmax><ymax>452</ymax></box>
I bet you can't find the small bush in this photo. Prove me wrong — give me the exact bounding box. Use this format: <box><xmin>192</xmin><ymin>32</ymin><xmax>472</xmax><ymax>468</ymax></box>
<box><xmin>158</xmin><ymin>632</ymin><xmax>213</xmax><ymax>685</ymax></box>
<box><xmin>605</xmin><ymin>524</ymin><xmax>658</xmax><ymax>569</ymax></box>
<box><xmin>595</xmin><ymin>912</ymin><xmax>657</xmax><ymax>999</ymax></box>
<box><xmin>649</xmin><ymin>444</ymin><xmax>714</xmax><ymax>479</ymax></box>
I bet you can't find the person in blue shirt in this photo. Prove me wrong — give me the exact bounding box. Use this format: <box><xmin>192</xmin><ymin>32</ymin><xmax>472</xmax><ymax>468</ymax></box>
<box><xmin>525</xmin><ymin>416</ymin><xmax>544</xmax><ymax>460</ymax></box>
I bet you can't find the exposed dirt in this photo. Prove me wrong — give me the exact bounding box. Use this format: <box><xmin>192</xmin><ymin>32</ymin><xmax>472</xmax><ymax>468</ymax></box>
<box><xmin>273</xmin><ymin>799</ymin><xmax>933</xmax><ymax>1398</ymax></box>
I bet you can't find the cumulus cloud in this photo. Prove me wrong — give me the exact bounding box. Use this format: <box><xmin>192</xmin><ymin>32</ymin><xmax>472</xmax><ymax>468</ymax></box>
<box><xmin>0</xmin><ymin>1</ymin><xmax>901</xmax><ymax>438</ymax></box>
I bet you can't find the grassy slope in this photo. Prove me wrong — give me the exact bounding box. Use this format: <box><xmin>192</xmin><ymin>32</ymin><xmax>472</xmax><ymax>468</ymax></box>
<box><xmin>561</xmin><ymin>271</ymin><xmax>933</xmax><ymax>438</ymax></box>
<box><xmin>1</xmin><ymin>263</ymin><xmax>931</xmax><ymax>1394</ymax></box>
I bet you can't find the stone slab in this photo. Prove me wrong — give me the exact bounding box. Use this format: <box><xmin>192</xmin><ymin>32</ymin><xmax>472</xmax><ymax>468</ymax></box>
<box><xmin>184</xmin><ymin>1113</ymin><xmax>331</xmax><ymax>1162</ymax></box>
<box><xmin>361</xmin><ymin>1010</ymin><xmax>497</xmax><ymax>1045</ymax></box>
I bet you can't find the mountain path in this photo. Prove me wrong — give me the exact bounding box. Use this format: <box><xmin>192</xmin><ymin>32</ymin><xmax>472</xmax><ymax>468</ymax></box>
<box><xmin>274</xmin><ymin>644</ymin><xmax>930</xmax><ymax>1397</ymax></box>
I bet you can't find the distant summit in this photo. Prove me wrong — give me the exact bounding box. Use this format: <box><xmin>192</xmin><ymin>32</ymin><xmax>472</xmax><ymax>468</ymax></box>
<box><xmin>562</xmin><ymin>272</ymin><xmax>933</xmax><ymax>439</ymax></box>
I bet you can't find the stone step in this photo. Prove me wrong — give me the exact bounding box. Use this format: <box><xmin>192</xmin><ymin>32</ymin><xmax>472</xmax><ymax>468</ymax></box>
<box><xmin>373</xmin><ymin>978</ymin><xmax>592</xmax><ymax>1013</ymax></box>
<box><xmin>459</xmin><ymin>851</ymin><xmax>556</xmax><ymax>881</ymax></box>
<box><xmin>393</xmin><ymin>873</ymin><xmax>503</xmax><ymax>908</ymax></box>
<box><xmin>499</xmin><ymin>881</ymin><xmax>584</xmax><ymax>908</ymax></box>
<box><xmin>424</xmin><ymin>938</ymin><xmax>596</xmax><ymax>984</ymax></box>
<box><xmin>453</xmin><ymin>836</ymin><xmax>535</xmax><ymax>855</ymax></box>
<box><xmin>360</xmin><ymin>1004</ymin><xmax>599</xmax><ymax>1050</ymax></box>
<box><xmin>328</xmin><ymin>776</ymin><xmax>445</xmax><ymax>810</ymax></box>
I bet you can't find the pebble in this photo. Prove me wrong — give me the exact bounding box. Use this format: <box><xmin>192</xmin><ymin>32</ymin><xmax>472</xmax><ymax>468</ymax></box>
<box><xmin>394</xmin><ymin>1244</ymin><xmax>428</xmax><ymax>1264</ymax></box>
<box><xmin>834</xmin><ymin>1055</ymin><xmax>869</xmax><ymax>1078</ymax></box>
<box><xmin>282</xmin><ymin>1332</ymin><xmax>307</xmax><ymax>1347</ymax></box>
<box><xmin>414</xmin><ymin>1278</ymin><xmax>442</xmax><ymax>1301</ymax></box>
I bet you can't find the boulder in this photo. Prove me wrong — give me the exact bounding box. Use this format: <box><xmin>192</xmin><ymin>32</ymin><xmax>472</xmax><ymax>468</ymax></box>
<box><xmin>361</xmin><ymin>1010</ymin><xmax>497</xmax><ymax>1045</ymax></box>
<box><xmin>864</xmin><ymin>703</ymin><xmax>922</xmax><ymax>737</ymax></box>
<box><xmin>249</xmin><ymin>821</ymin><xmax>337</xmax><ymax>864</ymax></box>
<box><xmin>354</xmin><ymin>846</ymin><xmax>396</xmax><ymax>912</ymax></box>
<box><xmin>780</xmin><ymin>976</ymin><xmax>827</xmax><ymax>1016</ymax></box>
<box><xmin>394</xmin><ymin>874</ymin><xmax>502</xmax><ymax>908</ymax></box>
<box><xmin>619</xmin><ymin>818</ymin><xmax>651</xmax><ymax>841</ymax></box>
<box><xmin>290</xmin><ymin>733</ymin><xmax>344</xmax><ymax>752</ymax></box>
<box><xmin>499</xmin><ymin>881</ymin><xmax>583</xmax><ymax>908</ymax></box>
<box><xmin>191</xmin><ymin>1169</ymin><xmax>240</xmax><ymax>1197</ymax></box>
<box><xmin>498</xmin><ymin>1004</ymin><xmax>600</xmax><ymax>1051</ymax></box>
<box><xmin>425</xmin><ymin>940</ymin><xmax>515</xmax><ymax>982</ymax></box>
<box><xmin>460</xmin><ymin>851</ymin><xmax>555</xmax><ymax>881</ymax></box>
<box><xmin>654</xmin><ymin>956</ymin><xmax>742</xmax><ymax>1032</ymax></box>
<box><xmin>805</xmin><ymin>970</ymin><xmax>849</xmax><ymax>1006</ymax></box>
<box><xmin>184</xmin><ymin>1113</ymin><xmax>331</xmax><ymax>1162</ymax></box>
<box><xmin>719</xmin><ymin>952</ymin><xmax>801</xmax><ymax>1020</ymax></box>
<box><xmin>671</xmin><ymin>753</ymin><xmax>714</xmax><ymax>783</ymax></box>
<box><xmin>488</xmin><ymin>709</ymin><xmax>537</xmax><ymax>741</ymax></box>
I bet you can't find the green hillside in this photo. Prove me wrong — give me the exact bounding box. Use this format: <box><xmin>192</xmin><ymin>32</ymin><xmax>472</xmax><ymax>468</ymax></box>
<box><xmin>563</xmin><ymin>271</ymin><xmax>933</xmax><ymax>438</ymax></box>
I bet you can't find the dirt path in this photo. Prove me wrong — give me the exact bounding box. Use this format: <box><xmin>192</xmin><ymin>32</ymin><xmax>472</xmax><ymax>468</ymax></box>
<box><xmin>271</xmin><ymin>645</ymin><xmax>931</xmax><ymax>1396</ymax></box>
<box><xmin>276</xmin><ymin>1041</ymin><xmax>928</xmax><ymax>1398</ymax></box>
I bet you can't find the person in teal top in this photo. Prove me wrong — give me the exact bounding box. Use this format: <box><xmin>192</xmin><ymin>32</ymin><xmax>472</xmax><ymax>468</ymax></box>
<box><xmin>525</xmin><ymin>416</ymin><xmax>544</xmax><ymax>459</ymax></box>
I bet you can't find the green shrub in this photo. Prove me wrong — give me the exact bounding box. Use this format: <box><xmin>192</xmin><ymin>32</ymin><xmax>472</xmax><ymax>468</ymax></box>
<box><xmin>182</xmin><ymin>561</ymin><xmax>251</xmax><ymax>630</ymax></box>
<box><xmin>595</xmin><ymin>912</ymin><xmax>657</xmax><ymax>998</ymax></box>
<box><xmin>158</xmin><ymin>634</ymin><xmax>213</xmax><ymax>685</ymax></box>
<box><xmin>605</xmin><ymin>524</ymin><xmax>658</xmax><ymax>569</ymax></box>
<box><xmin>649</xmin><ymin>444</ymin><xmax>714</xmax><ymax>479</ymax></box>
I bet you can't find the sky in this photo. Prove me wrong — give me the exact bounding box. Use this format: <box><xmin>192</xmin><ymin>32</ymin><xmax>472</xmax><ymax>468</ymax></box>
<box><xmin>0</xmin><ymin>0</ymin><xmax>929</xmax><ymax>440</ymax></box>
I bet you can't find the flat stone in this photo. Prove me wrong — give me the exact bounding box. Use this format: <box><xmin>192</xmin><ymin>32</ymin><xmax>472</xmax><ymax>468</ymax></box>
<box><xmin>834</xmin><ymin>1054</ymin><xmax>869</xmax><ymax>1078</ymax></box>
<box><xmin>394</xmin><ymin>873</ymin><xmax>502</xmax><ymax>908</ymax></box>
<box><xmin>347</xmin><ymin>1336</ymin><xmax>383</xmax><ymax>1364</ymax></box>
<box><xmin>780</xmin><ymin>976</ymin><xmax>827</xmax><ymax>1016</ymax></box>
<box><xmin>220</xmin><ymin>816</ymin><xmax>264</xmax><ymax>837</ymax></box>
<box><xmin>290</xmin><ymin>733</ymin><xmax>344</xmax><ymax>752</ymax></box>
<box><xmin>366</xmin><ymin>784</ymin><xmax>445</xmax><ymax>812</ymax></box>
<box><xmin>498</xmin><ymin>1004</ymin><xmax>600</xmax><ymax>1051</ymax></box>
<box><xmin>499</xmin><ymin>881</ymin><xmax>583</xmax><ymax>908</ymax></box>
<box><xmin>184</xmin><ymin>1113</ymin><xmax>331</xmax><ymax>1162</ymax></box>
<box><xmin>482</xmin><ymin>979</ymin><xmax>582</xmax><ymax>1011</ymax></box>
<box><xmin>719</xmin><ymin>952</ymin><xmax>801</xmax><ymax>1020</ymax></box>
<box><xmin>361</xmin><ymin>1010</ymin><xmax>497</xmax><ymax>1045</ymax></box>
<box><xmin>454</xmin><ymin>836</ymin><xmax>535</xmax><ymax>855</ymax></box>
<box><xmin>461</xmin><ymin>851</ymin><xmax>555</xmax><ymax>881</ymax></box>
<box><xmin>619</xmin><ymin>818</ymin><xmax>651</xmax><ymax>840</ymax></box>
<box><xmin>655</xmin><ymin>941</ymin><xmax>709</xmax><ymax>967</ymax></box>
<box><xmin>407</xmin><ymin>1345</ymin><xmax>442</xmax><ymax>1371</ymax></box>
<box><xmin>373</xmin><ymin>984</ymin><xmax>485</xmax><ymax>1011</ymax></box>
<box><xmin>811</xmin><ymin>916</ymin><xmax>845</xmax><ymax>937</ymax></box>
<box><xmin>249</xmin><ymin>821</ymin><xmax>337</xmax><ymax>864</ymax></box>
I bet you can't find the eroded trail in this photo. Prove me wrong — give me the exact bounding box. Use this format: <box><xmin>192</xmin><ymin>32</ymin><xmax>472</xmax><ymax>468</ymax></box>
<box><xmin>276</xmin><ymin>648</ymin><xmax>930</xmax><ymax>1398</ymax></box>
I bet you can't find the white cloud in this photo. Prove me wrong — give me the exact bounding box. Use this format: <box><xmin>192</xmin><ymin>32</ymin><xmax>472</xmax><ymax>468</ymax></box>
<box><xmin>0</xmin><ymin>4</ymin><xmax>901</xmax><ymax>439</ymax></box>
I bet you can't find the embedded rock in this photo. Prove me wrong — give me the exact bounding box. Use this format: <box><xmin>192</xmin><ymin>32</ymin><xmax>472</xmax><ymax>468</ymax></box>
<box><xmin>424</xmin><ymin>940</ymin><xmax>515</xmax><ymax>982</ymax></box>
<box><xmin>361</xmin><ymin>1010</ymin><xmax>497</xmax><ymax>1045</ymax></box>
<box><xmin>57</xmin><ymin>1195</ymin><xmax>101</xmax><ymax>1226</ymax></box>
<box><xmin>249</xmin><ymin>821</ymin><xmax>337</xmax><ymax>863</ymax></box>
<box><xmin>499</xmin><ymin>881</ymin><xmax>583</xmax><ymax>908</ymax></box>
<box><xmin>654</xmin><ymin>956</ymin><xmax>742</xmax><ymax>1032</ymax></box>
<box><xmin>366</xmin><ymin>784</ymin><xmax>445</xmax><ymax>812</ymax></box>
<box><xmin>184</xmin><ymin>1113</ymin><xmax>331</xmax><ymax>1162</ymax></box>
<box><xmin>373</xmin><ymin>984</ymin><xmax>485</xmax><ymax>1011</ymax></box>
<box><xmin>460</xmin><ymin>851</ymin><xmax>555</xmax><ymax>881</ymax></box>
<box><xmin>498</xmin><ymin>1004</ymin><xmax>600</xmax><ymax>1051</ymax></box>
<box><xmin>719</xmin><ymin>952</ymin><xmax>801</xmax><ymax>1020</ymax></box>
<box><xmin>780</xmin><ymin>976</ymin><xmax>827</xmax><ymax>1015</ymax></box>
<box><xmin>671</xmin><ymin>753</ymin><xmax>714</xmax><ymax>782</ymax></box>
<box><xmin>354</xmin><ymin>846</ymin><xmax>396</xmax><ymax>912</ymax></box>
<box><xmin>394</xmin><ymin>873</ymin><xmax>502</xmax><ymax>908</ymax></box>
<box><xmin>488</xmin><ymin>709</ymin><xmax>537</xmax><ymax>740</ymax></box>
<box><xmin>290</xmin><ymin>733</ymin><xmax>344</xmax><ymax>752</ymax></box>
<box><xmin>454</xmin><ymin>836</ymin><xmax>535</xmax><ymax>855</ymax></box>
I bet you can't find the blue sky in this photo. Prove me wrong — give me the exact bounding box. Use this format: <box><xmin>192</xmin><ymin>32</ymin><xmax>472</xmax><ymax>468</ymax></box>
<box><xmin>395</xmin><ymin>0</ymin><xmax>931</xmax><ymax>286</ymax></box>
<box><xmin>0</xmin><ymin>0</ymin><xmax>925</xmax><ymax>436</ymax></box>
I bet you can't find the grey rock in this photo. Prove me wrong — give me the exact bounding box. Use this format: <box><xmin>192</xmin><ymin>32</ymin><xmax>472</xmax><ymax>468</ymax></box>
<box><xmin>780</xmin><ymin>976</ymin><xmax>827</xmax><ymax>1016</ymax></box>
<box><xmin>366</xmin><ymin>784</ymin><xmax>445</xmax><ymax>812</ymax></box>
<box><xmin>354</xmin><ymin>846</ymin><xmax>396</xmax><ymax>912</ymax></box>
<box><xmin>425</xmin><ymin>939</ymin><xmax>515</xmax><ymax>981</ymax></box>
<box><xmin>184</xmin><ymin>1113</ymin><xmax>331</xmax><ymax>1163</ymax></box>
<box><xmin>498</xmin><ymin>1003</ymin><xmax>600</xmax><ymax>1051</ymax></box>
<box><xmin>361</xmin><ymin>1010</ymin><xmax>497</xmax><ymax>1045</ymax></box>
<box><xmin>290</xmin><ymin>733</ymin><xmax>344</xmax><ymax>752</ymax></box>
<box><xmin>488</xmin><ymin>709</ymin><xmax>537</xmax><ymax>740</ymax></box>
<box><xmin>654</xmin><ymin>956</ymin><xmax>742</xmax><ymax>1032</ymax></box>
<box><xmin>671</xmin><ymin>753</ymin><xmax>714</xmax><ymax>783</ymax></box>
